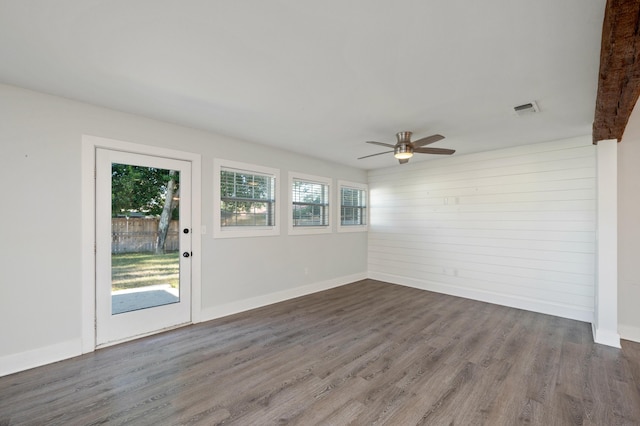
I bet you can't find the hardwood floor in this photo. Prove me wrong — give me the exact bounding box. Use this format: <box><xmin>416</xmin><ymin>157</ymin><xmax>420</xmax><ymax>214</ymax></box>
<box><xmin>1</xmin><ymin>279</ymin><xmax>639</xmax><ymax>425</ymax></box>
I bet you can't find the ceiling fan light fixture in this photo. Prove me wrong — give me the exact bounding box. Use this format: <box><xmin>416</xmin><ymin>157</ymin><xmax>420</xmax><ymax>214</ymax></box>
<box><xmin>394</xmin><ymin>144</ymin><xmax>413</xmax><ymax>159</ymax></box>
<box><xmin>359</xmin><ymin>131</ymin><xmax>452</xmax><ymax>163</ymax></box>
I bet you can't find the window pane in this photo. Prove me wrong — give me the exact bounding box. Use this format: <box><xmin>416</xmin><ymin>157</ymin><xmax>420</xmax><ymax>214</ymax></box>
<box><xmin>292</xmin><ymin>179</ymin><xmax>329</xmax><ymax>226</ymax></box>
<box><xmin>340</xmin><ymin>187</ymin><xmax>366</xmax><ymax>226</ymax></box>
<box><xmin>221</xmin><ymin>169</ymin><xmax>275</xmax><ymax>227</ymax></box>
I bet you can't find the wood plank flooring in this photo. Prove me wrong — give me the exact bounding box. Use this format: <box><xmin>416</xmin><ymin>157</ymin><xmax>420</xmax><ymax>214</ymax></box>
<box><xmin>1</xmin><ymin>279</ymin><xmax>639</xmax><ymax>425</ymax></box>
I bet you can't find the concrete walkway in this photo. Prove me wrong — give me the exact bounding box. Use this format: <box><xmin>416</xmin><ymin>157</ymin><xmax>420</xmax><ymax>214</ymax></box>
<box><xmin>112</xmin><ymin>284</ymin><xmax>179</xmax><ymax>315</ymax></box>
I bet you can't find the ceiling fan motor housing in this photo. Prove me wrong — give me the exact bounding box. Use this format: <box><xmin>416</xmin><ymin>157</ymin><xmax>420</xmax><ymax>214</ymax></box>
<box><xmin>394</xmin><ymin>131</ymin><xmax>414</xmax><ymax>158</ymax></box>
<box><xmin>396</xmin><ymin>131</ymin><xmax>412</xmax><ymax>144</ymax></box>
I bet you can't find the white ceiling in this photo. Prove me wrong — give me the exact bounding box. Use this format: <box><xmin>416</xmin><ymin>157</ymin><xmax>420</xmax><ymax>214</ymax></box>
<box><xmin>0</xmin><ymin>1</ymin><xmax>606</xmax><ymax>169</ymax></box>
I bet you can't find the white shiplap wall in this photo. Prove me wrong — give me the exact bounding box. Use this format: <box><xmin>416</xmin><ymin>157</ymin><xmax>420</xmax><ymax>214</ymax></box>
<box><xmin>367</xmin><ymin>136</ymin><xmax>596</xmax><ymax>322</ymax></box>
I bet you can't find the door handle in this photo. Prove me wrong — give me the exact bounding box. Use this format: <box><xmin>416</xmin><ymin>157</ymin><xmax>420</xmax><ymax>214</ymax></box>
<box><xmin>182</xmin><ymin>252</ymin><xmax>191</xmax><ymax>258</ymax></box>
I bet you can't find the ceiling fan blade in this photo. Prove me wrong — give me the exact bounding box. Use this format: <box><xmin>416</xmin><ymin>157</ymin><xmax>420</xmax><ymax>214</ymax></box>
<box><xmin>412</xmin><ymin>134</ymin><xmax>445</xmax><ymax>147</ymax></box>
<box><xmin>358</xmin><ymin>150</ymin><xmax>394</xmax><ymax>159</ymax></box>
<box><xmin>414</xmin><ymin>147</ymin><xmax>456</xmax><ymax>155</ymax></box>
<box><xmin>399</xmin><ymin>158</ymin><xmax>410</xmax><ymax>164</ymax></box>
<box><xmin>366</xmin><ymin>141</ymin><xmax>396</xmax><ymax>148</ymax></box>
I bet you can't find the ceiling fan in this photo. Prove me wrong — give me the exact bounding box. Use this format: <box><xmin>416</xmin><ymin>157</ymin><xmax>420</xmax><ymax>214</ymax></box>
<box><xmin>358</xmin><ymin>131</ymin><xmax>455</xmax><ymax>164</ymax></box>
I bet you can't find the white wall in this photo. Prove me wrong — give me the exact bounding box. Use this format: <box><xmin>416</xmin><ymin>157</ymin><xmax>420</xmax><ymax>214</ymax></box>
<box><xmin>0</xmin><ymin>84</ymin><xmax>367</xmax><ymax>375</ymax></box>
<box><xmin>619</xmin><ymin>102</ymin><xmax>640</xmax><ymax>342</ymax></box>
<box><xmin>368</xmin><ymin>136</ymin><xmax>596</xmax><ymax>321</ymax></box>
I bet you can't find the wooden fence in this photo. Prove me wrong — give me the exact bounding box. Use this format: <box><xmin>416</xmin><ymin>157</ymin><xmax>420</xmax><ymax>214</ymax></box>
<box><xmin>112</xmin><ymin>217</ymin><xmax>179</xmax><ymax>254</ymax></box>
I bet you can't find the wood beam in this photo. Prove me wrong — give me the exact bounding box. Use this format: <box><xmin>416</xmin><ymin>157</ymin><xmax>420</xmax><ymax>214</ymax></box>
<box><xmin>593</xmin><ymin>0</ymin><xmax>640</xmax><ymax>144</ymax></box>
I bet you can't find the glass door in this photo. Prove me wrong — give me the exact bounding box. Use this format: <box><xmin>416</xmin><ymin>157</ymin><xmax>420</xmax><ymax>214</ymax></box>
<box><xmin>95</xmin><ymin>148</ymin><xmax>192</xmax><ymax>346</ymax></box>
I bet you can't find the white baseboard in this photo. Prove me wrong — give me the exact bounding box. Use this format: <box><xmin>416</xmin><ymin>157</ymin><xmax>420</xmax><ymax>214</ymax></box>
<box><xmin>618</xmin><ymin>324</ymin><xmax>640</xmax><ymax>343</ymax></box>
<box><xmin>0</xmin><ymin>339</ymin><xmax>82</xmax><ymax>378</ymax></box>
<box><xmin>200</xmin><ymin>273</ymin><xmax>367</xmax><ymax>323</ymax></box>
<box><xmin>368</xmin><ymin>272</ymin><xmax>594</xmax><ymax>323</ymax></box>
<box><xmin>6</xmin><ymin>272</ymin><xmax>612</xmax><ymax>377</ymax></box>
<box><xmin>592</xmin><ymin>323</ymin><xmax>622</xmax><ymax>348</ymax></box>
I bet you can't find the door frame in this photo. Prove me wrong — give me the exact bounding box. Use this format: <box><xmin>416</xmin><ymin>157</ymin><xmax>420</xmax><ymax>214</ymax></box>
<box><xmin>81</xmin><ymin>134</ymin><xmax>202</xmax><ymax>353</ymax></box>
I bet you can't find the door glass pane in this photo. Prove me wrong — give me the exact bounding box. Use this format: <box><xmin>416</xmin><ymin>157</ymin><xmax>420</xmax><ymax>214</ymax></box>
<box><xmin>111</xmin><ymin>163</ymin><xmax>180</xmax><ymax>315</ymax></box>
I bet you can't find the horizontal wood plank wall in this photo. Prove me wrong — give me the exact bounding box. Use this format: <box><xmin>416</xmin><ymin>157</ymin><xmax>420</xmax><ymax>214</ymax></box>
<box><xmin>367</xmin><ymin>136</ymin><xmax>596</xmax><ymax>322</ymax></box>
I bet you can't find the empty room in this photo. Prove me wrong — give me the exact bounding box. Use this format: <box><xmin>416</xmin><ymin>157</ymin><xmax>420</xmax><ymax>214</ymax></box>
<box><xmin>1</xmin><ymin>1</ymin><xmax>640</xmax><ymax>424</ymax></box>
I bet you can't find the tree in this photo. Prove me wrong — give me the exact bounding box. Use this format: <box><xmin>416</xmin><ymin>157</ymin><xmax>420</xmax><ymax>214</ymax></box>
<box><xmin>111</xmin><ymin>164</ymin><xmax>179</xmax><ymax>252</ymax></box>
<box><xmin>155</xmin><ymin>170</ymin><xmax>178</xmax><ymax>254</ymax></box>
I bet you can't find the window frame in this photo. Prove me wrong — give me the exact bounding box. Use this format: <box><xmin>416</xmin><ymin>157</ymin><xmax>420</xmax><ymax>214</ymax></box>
<box><xmin>288</xmin><ymin>172</ymin><xmax>332</xmax><ymax>235</ymax></box>
<box><xmin>214</xmin><ymin>159</ymin><xmax>280</xmax><ymax>238</ymax></box>
<box><xmin>337</xmin><ymin>180</ymin><xmax>369</xmax><ymax>233</ymax></box>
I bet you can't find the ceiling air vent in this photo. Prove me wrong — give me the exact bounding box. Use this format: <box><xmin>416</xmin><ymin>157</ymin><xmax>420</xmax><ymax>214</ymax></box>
<box><xmin>514</xmin><ymin>101</ymin><xmax>539</xmax><ymax>116</ymax></box>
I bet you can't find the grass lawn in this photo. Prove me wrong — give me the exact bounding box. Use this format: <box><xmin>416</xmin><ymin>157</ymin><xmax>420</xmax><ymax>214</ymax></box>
<box><xmin>111</xmin><ymin>252</ymin><xmax>179</xmax><ymax>291</ymax></box>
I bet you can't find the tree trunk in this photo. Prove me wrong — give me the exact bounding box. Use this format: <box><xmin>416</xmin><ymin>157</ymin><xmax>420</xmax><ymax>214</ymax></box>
<box><xmin>156</xmin><ymin>170</ymin><xmax>177</xmax><ymax>254</ymax></box>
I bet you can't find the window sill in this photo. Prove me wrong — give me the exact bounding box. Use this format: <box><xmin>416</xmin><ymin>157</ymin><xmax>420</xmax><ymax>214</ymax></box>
<box><xmin>213</xmin><ymin>226</ymin><xmax>280</xmax><ymax>239</ymax></box>
<box><xmin>337</xmin><ymin>225</ymin><xmax>368</xmax><ymax>233</ymax></box>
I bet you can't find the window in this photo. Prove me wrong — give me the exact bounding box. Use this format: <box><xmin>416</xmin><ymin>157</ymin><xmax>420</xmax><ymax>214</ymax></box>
<box><xmin>214</xmin><ymin>159</ymin><xmax>279</xmax><ymax>238</ymax></box>
<box><xmin>338</xmin><ymin>181</ymin><xmax>368</xmax><ymax>232</ymax></box>
<box><xmin>289</xmin><ymin>172</ymin><xmax>331</xmax><ymax>234</ymax></box>
<box><xmin>221</xmin><ymin>170</ymin><xmax>274</xmax><ymax>226</ymax></box>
